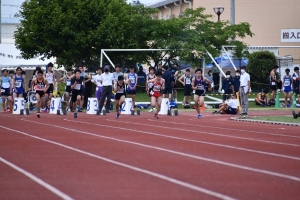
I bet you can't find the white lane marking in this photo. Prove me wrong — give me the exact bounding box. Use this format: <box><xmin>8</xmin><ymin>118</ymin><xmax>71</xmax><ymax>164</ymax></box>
<box><xmin>142</xmin><ymin>119</ymin><xmax>300</xmax><ymax>147</ymax></box>
<box><xmin>19</xmin><ymin>119</ymin><xmax>300</xmax><ymax>182</ymax></box>
<box><xmin>0</xmin><ymin>157</ymin><xmax>73</xmax><ymax>200</ymax></box>
<box><xmin>0</xmin><ymin>126</ymin><xmax>235</xmax><ymax>200</ymax></box>
<box><xmin>152</xmin><ymin>117</ymin><xmax>300</xmax><ymax>139</ymax></box>
<box><xmin>103</xmin><ymin>119</ymin><xmax>300</xmax><ymax>161</ymax></box>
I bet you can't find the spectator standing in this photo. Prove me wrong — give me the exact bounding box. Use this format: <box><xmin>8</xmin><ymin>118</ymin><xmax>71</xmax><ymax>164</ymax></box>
<box><xmin>292</xmin><ymin>67</ymin><xmax>300</xmax><ymax>106</ymax></box>
<box><xmin>269</xmin><ymin>65</ymin><xmax>280</xmax><ymax>101</ymax></box>
<box><xmin>167</xmin><ymin>57</ymin><xmax>179</xmax><ymax>102</ymax></box>
<box><xmin>98</xmin><ymin>65</ymin><xmax>114</xmax><ymax>113</ymax></box>
<box><xmin>205</xmin><ymin>70</ymin><xmax>214</xmax><ymax>92</ymax></box>
<box><xmin>162</xmin><ymin>65</ymin><xmax>174</xmax><ymax>102</ymax></box>
<box><xmin>232</xmin><ymin>70</ymin><xmax>241</xmax><ymax>95</ymax></box>
<box><xmin>211</xmin><ymin>64</ymin><xmax>220</xmax><ymax>91</ymax></box>
<box><xmin>157</xmin><ymin>63</ymin><xmax>163</xmax><ymax>72</ymax></box>
<box><xmin>239</xmin><ymin>66</ymin><xmax>251</xmax><ymax>117</ymax></box>
<box><xmin>137</xmin><ymin>66</ymin><xmax>146</xmax><ymax>85</ymax></box>
<box><xmin>113</xmin><ymin>64</ymin><xmax>123</xmax><ymax>85</ymax></box>
<box><xmin>282</xmin><ymin>68</ymin><xmax>293</xmax><ymax>108</ymax></box>
<box><xmin>221</xmin><ymin>71</ymin><xmax>234</xmax><ymax>103</ymax></box>
<box><xmin>178</xmin><ymin>69</ymin><xmax>192</xmax><ymax>107</ymax></box>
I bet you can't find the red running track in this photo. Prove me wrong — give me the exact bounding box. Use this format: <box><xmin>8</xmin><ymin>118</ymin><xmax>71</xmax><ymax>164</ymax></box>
<box><xmin>0</xmin><ymin>110</ymin><xmax>299</xmax><ymax>200</ymax></box>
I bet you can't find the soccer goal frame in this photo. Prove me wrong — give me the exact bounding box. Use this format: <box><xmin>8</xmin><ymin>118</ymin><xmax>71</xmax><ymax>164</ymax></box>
<box><xmin>100</xmin><ymin>49</ymin><xmax>168</xmax><ymax>69</ymax></box>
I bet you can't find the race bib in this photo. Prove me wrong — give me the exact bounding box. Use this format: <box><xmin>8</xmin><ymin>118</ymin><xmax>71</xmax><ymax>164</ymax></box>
<box><xmin>35</xmin><ymin>85</ymin><xmax>44</xmax><ymax>91</ymax></box>
<box><xmin>1</xmin><ymin>89</ymin><xmax>5</xmax><ymax>93</ymax></box>
<box><xmin>153</xmin><ymin>85</ymin><xmax>161</xmax><ymax>91</ymax></box>
<box><xmin>284</xmin><ymin>81</ymin><xmax>290</xmax><ymax>86</ymax></box>
<box><xmin>66</xmin><ymin>80</ymin><xmax>71</xmax><ymax>86</ymax></box>
<box><xmin>271</xmin><ymin>82</ymin><xmax>276</xmax><ymax>86</ymax></box>
<box><xmin>197</xmin><ymin>85</ymin><xmax>204</xmax><ymax>90</ymax></box>
<box><xmin>2</xmin><ymin>82</ymin><xmax>10</xmax><ymax>88</ymax></box>
<box><xmin>186</xmin><ymin>78</ymin><xmax>191</xmax><ymax>84</ymax></box>
<box><xmin>15</xmin><ymin>81</ymin><xmax>22</xmax><ymax>88</ymax></box>
<box><xmin>74</xmin><ymin>84</ymin><xmax>81</xmax><ymax>90</ymax></box>
<box><xmin>129</xmin><ymin>78</ymin><xmax>135</xmax><ymax>84</ymax></box>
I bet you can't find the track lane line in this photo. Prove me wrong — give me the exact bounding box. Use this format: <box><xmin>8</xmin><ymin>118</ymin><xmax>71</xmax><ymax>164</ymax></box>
<box><xmin>0</xmin><ymin>125</ymin><xmax>236</xmax><ymax>200</ymax></box>
<box><xmin>16</xmin><ymin>119</ymin><xmax>300</xmax><ymax>182</ymax></box>
<box><xmin>0</xmin><ymin>156</ymin><xmax>74</xmax><ymax>200</ymax></box>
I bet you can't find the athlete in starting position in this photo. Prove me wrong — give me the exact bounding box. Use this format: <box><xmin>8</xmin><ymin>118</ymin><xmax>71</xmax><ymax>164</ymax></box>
<box><xmin>192</xmin><ymin>68</ymin><xmax>212</xmax><ymax>119</ymax></box>
<box><xmin>114</xmin><ymin>76</ymin><xmax>127</xmax><ymax>119</ymax></box>
<box><xmin>148</xmin><ymin>71</ymin><xmax>165</xmax><ymax>119</ymax></box>
<box><xmin>33</xmin><ymin>70</ymin><xmax>49</xmax><ymax>118</ymax></box>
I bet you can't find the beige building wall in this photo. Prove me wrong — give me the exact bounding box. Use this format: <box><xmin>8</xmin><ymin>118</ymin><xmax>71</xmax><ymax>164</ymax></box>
<box><xmin>151</xmin><ymin>0</ymin><xmax>300</xmax><ymax>60</ymax></box>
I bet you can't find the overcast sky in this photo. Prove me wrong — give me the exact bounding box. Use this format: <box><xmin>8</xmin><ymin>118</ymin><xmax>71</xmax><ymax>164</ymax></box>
<box><xmin>129</xmin><ymin>0</ymin><xmax>162</xmax><ymax>6</ymax></box>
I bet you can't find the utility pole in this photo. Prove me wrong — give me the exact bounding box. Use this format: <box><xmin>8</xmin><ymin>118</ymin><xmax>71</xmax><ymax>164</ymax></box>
<box><xmin>230</xmin><ymin>0</ymin><xmax>235</xmax><ymax>25</ymax></box>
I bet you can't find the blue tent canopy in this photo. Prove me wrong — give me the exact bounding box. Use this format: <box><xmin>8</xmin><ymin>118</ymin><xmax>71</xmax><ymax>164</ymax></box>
<box><xmin>206</xmin><ymin>56</ymin><xmax>248</xmax><ymax>68</ymax></box>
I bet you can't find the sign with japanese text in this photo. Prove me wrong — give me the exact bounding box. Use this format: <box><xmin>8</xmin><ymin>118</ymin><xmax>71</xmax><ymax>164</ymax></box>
<box><xmin>281</xmin><ymin>29</ymin><xmax>300</xmax><ymax>42</ymax></box>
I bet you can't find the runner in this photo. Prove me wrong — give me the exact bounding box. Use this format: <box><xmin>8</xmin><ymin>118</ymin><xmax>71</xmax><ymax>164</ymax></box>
<box><xmin>13</xmin><ymin>67</ymin><xmax>27</xmax><ymax>99</ymax></box>
<box><xmin>33</xmin><ymin>70</ymin><xmax>49</xmax><ymax>118</ymax></box>
<box><xmin>148</xmin><ymin>71</ymin><xmax>165</xmax><ymax>119</ymax></box>
<box><xmin>59</xmin><ymin>68</ymin><xmax>73</xmax><ymax>111</ymax></box>
<box><xmin>255</xmin><ymin>90</ymin><xmax>269</xmax><ymax>107</ymax></box>
<box><xmin>71</xmin><ymin>69</ymin><xmax>85</xmax><ymax>118</ymax></box>
<box><xmin>146</xmin><ymin>67</ymin><xmax>156</xmax><ymax>112</ymax></box>
<box><xmin>126</xmin><ymin>66</ymin><xmax>138</xmax><ymax>111</ymax></box>
<box><xmin>92</xmin><ymin>67</ymin><xmax>103</xmax><ymax>104</ymax></box>
<box><xmin>114</xmin><ymin>75</ymin><xmax>126</xmax><ymax>119</ymax></box>
<box><xmin>78</xmin><ymin>65</ymin><xmax>91</xmax><ymax>112</ymax></box>
<box><xmin>282</xmin><ymin>68</ymin><xmax>293</xmax><ymax>108</ymax></box>
<box><xmin>0</xmin><ymin>69</ymin><xmax>13</xmax><ymax>112</ymax></box>
<box><xmin>178</xmin><ymin>69</ymin><xmax>192</xmax><ymax>108</ymax></box>
<box><xmin>44</xmin><ymin>62</ymin><xmax>55</xmax><ymax>112</ymax></box>
<box><xmin>192</xmin><ymin>68</ymin><xmax>212</xmax><ymax>119</ymax></box>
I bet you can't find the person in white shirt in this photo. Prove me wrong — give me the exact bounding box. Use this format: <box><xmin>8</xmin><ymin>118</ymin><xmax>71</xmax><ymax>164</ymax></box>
<box><xmin>98</xmin><ymin>65</ymin><xmax>114</xmax><ymax>113</ymax></box>
<box><xmin>92</xmin><ymin>67</ymin><xmax>103</xmax><ymax>103</ymax></box>
<box><xmin>239</xmin><ymin>66</ymin><xmax>251</xmax><ymax>117</ymax></box>
<box><xmin>213</xmin><ymin>95</ymin><xmax>238</xmax><ymax>115</ymax></box>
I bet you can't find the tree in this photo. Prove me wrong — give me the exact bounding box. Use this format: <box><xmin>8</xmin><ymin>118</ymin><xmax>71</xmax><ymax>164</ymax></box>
<box><xmin>14</xmin><ymin>0</ymin><xmax>156</xmax><ymax>67</ymax></box>
<box><xmin>247</xmin><ymin>51</ymin><xmax>279</xmax><ymax>91</ymax></box>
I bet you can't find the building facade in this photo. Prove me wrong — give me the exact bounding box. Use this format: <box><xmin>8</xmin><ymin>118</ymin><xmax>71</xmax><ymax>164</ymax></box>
<box><xmin>150</xmin><ymin>0</ymin><xmax>300</xmax><ymax>61</ymax></box>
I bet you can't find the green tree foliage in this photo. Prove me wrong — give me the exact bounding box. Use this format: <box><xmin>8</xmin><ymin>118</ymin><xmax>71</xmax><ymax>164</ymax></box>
<box><xmin>15</xmin><ymin>1</ymin><xmax>253</xmax><ymax>70</ymax></box>
<box><xmin>247</xmin><ymin>51</ymin><xmax>279</xmax><ymax>90</ymax></box>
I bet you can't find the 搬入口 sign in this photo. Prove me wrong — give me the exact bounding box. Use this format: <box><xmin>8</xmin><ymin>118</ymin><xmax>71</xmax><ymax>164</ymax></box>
<box><xmin>281</xmin><ymin>29</ymin><xmax>300</xmax><ymax>42</ymax></box>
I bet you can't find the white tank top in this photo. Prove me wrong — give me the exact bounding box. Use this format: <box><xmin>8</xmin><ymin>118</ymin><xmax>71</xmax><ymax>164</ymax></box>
<box><xmin>46</xmin><ymin>72</ymin><xmax>54</xmax><ymax>84</ymax></box>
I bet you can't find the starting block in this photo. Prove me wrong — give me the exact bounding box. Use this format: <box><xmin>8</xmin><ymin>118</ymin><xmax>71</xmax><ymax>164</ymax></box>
<box><xmin>87</xmin><ymin>98</ymin><xmax>98</xmax><ymax>115</ymax></box>
<box><xmin>167</xmin><ymin>109</ymin><xmax>178</xmax><ymax>116</ymax></box>
<box><xmin>131</xmin><ymin>110</ymin><xmax>141</xmax><ymax>115</ymax></box>
<box><xmin>158</xmin><ymin>98</ymin><xmax>169</xmax><ymax>115</ymax></box>
<box><xmin>97</xmin><ymin>109</ymin><xmax>106</xmax><ymax>116</ymax></box>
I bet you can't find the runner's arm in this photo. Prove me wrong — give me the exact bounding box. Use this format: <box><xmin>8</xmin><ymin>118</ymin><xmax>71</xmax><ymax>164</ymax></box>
<box><xmin>84</xmin><ymin>73</ymin><xmax>91</xmax><ymax>83</ymax></box>
<box><xmin>191</xmin><ymin>78</ymin><xmax>196</xmax><ymax>90</ymax></box>
<box><xmin>178</xmin><ymin>75</ymin><xmax>184</xmax><ymax>85</ymax></box>
<box><xmin>204</xmin><ymin>77</ymin><xmax>212</xmax><ymax>90</ymax></box>
<box><xmin>44</xmin><ymin>80</ymin><xmax>50</xmax><ymax>92</ymax></box>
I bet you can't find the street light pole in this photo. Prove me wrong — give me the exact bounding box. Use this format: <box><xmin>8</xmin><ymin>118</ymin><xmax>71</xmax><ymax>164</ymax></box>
<box><xmin>213</xmin><ymin>6</ymin><xmax>224</xmax><ymax>22</ymax></box>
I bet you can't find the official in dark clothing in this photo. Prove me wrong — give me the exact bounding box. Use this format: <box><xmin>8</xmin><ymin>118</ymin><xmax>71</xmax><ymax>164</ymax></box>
<box><xmin>162</xmin><ymin>66</ymin><xmax>174</xmax><ymax>102</ymax></box>
<box><xmin>233</xmin><ymin>70</ymin><xmax>241</xmax><ymax>94</ymax></box>
<box><xmin>222</xmin><ymin>71</ymin><xmax>234</xmax><ymax>102</ymax></box>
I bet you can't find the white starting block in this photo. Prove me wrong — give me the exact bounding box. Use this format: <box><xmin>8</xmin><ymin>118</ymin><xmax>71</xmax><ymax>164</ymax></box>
<box><xmin>87</xmin><ymin>98</ymin><xmax>98</xmax><ymax>114</ymax></box>
<box><xmin>13</xmin><ymin>97</ymin><xmax>25</xmax><ymax>115</ymax></box>
<box><xmin>49</xmin><ymin>97</ymin><xmax>62</xmax><ymax>115</ymax></box>
<box><xmin>121</xmin><ymin>98</ymin><xmax>132</xmax><ymax>115</ymax></box>
<box><xmin>159</xmin><ymin>98</ymin><xmax>169</xmax><ymax>115</ymax></box>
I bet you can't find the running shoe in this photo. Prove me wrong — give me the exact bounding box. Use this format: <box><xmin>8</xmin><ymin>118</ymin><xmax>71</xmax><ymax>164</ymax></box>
<box><xmin>154</xmin><ymin>113</ymin><xmax>159</xmax><ymax>119</ymax></box>
<box><xmin>212</xmin><ymin>110</ymin><xmax>218</xmax><ymax>114</ymax></box>
<box><xmin>37</xmin><ymin>113</ymin><xmax>40</xmax><ymax>118</ymax></box>
<box><xmin>261</xmin><ymin>103</ymin><xmax>265</xmax><ymax>107</ymax></box>
<box><xmin>116</xmin><ymin>113</ymin><xmax>120</xmax><ymax>119</ymax></box>
<box><xmin>197</xmin><ymin>114</ymin><xmax>202</xmax><ymax>119</ymax></box>
<box><xmin>148</xmin><ymin>108</ymin><xmax>153</xmax><ymax>112</ymax></box>
<box><xmin>7</xmin><ymin>108</ymin><xmax>11</xmax><ymax>112</ymax></box>
<box><xmin>77</xmin><ymin>108</ymin><xmax>82</xmax><ymax>112</ymax></box>
<box><xmin>74</xmin><ymin>113</ymin><xmax>77</xmax><ymax>118</ymax></box>
<box><xmin>292</xmin><ymin>110</ymin><xmax>298</xmax><ymax>119</ymax></box>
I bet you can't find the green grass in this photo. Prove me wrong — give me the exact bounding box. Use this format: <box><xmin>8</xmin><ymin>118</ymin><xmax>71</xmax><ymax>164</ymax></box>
<box><xmin>252</xmin><ymin>116</ymin><xmax>300</xmax><ymax>124</ymax></box>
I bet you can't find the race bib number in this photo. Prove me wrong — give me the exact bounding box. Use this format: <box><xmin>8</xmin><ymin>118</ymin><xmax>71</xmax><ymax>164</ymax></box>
<box><xmin>284</xmin><ymin>81</ymin><xmax>290</xmax><ymax>86</ymax></box>
<box><xmin>66</xmin><ymin>80</ymin><xmax>71</xmax><ymax>86</ymax></box>
<box><xmin>129</xmin><ymin>78</ymin><xmax>135</xmax><ymax>84</ymax></box>
<box><xmin>1</xmin><ymin>89</ymin><xmax>5</xmax><ymax>93</ymax></box>
<box><xmin>15</xmin><ymin>81</ymin><xmax>22</xmax><ymax>88</ymax></box>
<box><xmin>35</xmin><ymin>85</ymin><xmax>44</xmax><ymax>91</ymax></box>
<box><xmin>153</xmin><ymin>85</ymin><xmax>161</xmax><ymax>91</ymax></box>
<box><xmin>271</xmin><ymin>82</ymin><xmax>276</xmax><ymax>86</ymax></box>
